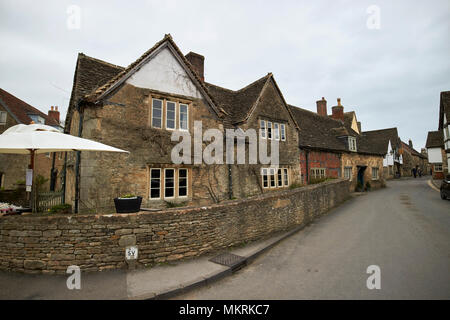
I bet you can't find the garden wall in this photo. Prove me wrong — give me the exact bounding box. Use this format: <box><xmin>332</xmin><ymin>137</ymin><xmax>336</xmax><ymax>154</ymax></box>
<box><xmin>0</xmin><ymin>179</ymin><xmax>350</xmax><ymax>274</ymax></box>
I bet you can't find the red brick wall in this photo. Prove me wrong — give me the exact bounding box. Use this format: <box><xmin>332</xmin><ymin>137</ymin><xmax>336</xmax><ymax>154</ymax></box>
<box><xmin>300</xmin><ymin>150</ymin><xmax>341</xmax><ymax>184</ymax></box>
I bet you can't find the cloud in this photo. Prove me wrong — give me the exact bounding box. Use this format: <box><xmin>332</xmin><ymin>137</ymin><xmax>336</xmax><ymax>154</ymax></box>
<box><xmin>0</xmin><ymin>0</ymin><xmax>449</xmax><ymax>148</ymax></box>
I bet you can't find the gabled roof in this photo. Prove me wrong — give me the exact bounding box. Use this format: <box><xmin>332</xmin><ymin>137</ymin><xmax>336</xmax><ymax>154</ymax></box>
<box><xmin>360</xmin><ymin>128</ymin><xmax>401</xmax><ymax>154</ymax></box>
<box><xmin>343</xmin><ymin>111</ymin><xmax>356</xmax><ymax>130</ymax></box>
<box><xmin>439</xmin><ymin>91</ymin><xmax>450</xmax><ymax>130</ymax></box>
<box><xmin>65</xmin><ymin>53</ymin><xmax>124</xmax><ymax>131</ymax></box>
<box><xmin>426</xmin><ymin>130</ymin><xmax>443</xmax><ymax>148</ymax></box>
<box><xmin>205</xmin><ymin>74</ymin><xmax>270</xmax><ymax>124</ymax></box>
<box><xmin>401</xmin><ymin>141</ymin><xmax>427</xmax><ymax>159</ymax></box>
<box><xmin>206</xmin><ymin>74</ymin><xmax>300</xmax><ymax>129</ymax></box>
<box><xmin>0</xmin><ymin>88</ymin><xmax>59</xmax><ymax>126</ymax></box>
<box><xmin>82</xmin><ymin>34</ymin><xmax>225</xmax><ymax>118</ymax></box>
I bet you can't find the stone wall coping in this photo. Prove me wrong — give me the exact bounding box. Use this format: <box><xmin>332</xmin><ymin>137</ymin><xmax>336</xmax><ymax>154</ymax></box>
<box><xmin>0</xmin><ymin>179</ymin><xmax>346</xmax><ymax>223</ymax></box>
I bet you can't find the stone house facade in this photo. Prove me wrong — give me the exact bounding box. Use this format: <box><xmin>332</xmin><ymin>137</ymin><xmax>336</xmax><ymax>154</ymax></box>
<box><xmin>64</xmin><ymin>35</ymin><xmax>301</xmax><ymax>213</ymax></box>
<box><xmin>400</xmin><ymin>140</ymin><xmax>428</xmax><ymax>176</ymax></box>
<box><xmin>426</xmin><ymin>130</ymin><xmax>446</xmax><ymax>179</ymax></box>
<box><xmin>0</xmin><ymin>88</ymin><xmax>63</xmax><ymax>191</ymax></box>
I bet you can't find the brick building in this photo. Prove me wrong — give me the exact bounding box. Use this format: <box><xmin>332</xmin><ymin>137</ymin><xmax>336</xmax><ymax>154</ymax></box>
<box><xmin>0</xmin><ymin>88</ymin><xmax>63</xmax><ymax>190</ymax></box>
<box><xmin>64</xmin><ymin>34</ymin><xmax>301</xmax><ymax>213</ymax></box>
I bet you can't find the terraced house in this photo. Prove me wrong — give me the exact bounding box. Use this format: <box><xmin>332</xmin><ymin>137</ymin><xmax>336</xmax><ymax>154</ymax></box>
<box><xmin>64</xmin><ymin>34</ymin><xmax>301</xmax><ymax>213</ymax></box>
<box><xmin>289</xmin><ymin>97</ymin><xmax>386</xmax><ymax>192</ymax></box>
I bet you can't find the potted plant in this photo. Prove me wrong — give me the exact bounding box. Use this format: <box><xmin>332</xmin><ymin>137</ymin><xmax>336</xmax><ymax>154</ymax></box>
<box><xmin>114</xmin><ymin>194</ymin><xmax>142</xmax><ymax>213</ymax></box>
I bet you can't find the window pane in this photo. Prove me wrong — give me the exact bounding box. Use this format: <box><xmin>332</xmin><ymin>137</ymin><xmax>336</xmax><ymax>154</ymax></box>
<box><xmin>150</xmin><ymin>169</ymin><xmax>160</xmax><ymax>198</ymax></box>
<box><xmin>283</xmin><ymin>168</ymin><xmax>288</xmax><ymax>186</ymax></box>
<box><xmin>152</xmin><ymin>99</ymin><xmax>162</xmax><ymax>128</ymax></box>
<box><xmin>179</xmin><ymin>104</ymin><xmax>188</xmax><ymax>130</ymax></box>
<box><xmin>179</xmin><ymin>169</ymin><xmax>188</xmax><ymax>197</ymax></box>
<box><xmin>270</xmin><ymin>168</ymin><xmax>276</xmax><ymax>187</ymax></box>
<box><xmin>166</xmin><ymin>101</ymin><xmax>176</xmax><ymax>129</ymax></box>
<box><xmin>260</xmin><ymin>120</ymin><xmax>266</xmax><ymax>138</ymax></box>
<box><xmin>268</xmin><ymin>122</ymin><xmax>272</xmax><ymax>139</ymax></box>
<box><xmin>281</xmin><ymin>124</ymin><xmax>286</xmax><ymax>141</ymax></box>
<box><xmin>274</xmin><ymin>123</ymin><xmax>279</xmax><ymax>140</ymax></box>
<box><xmin>165</xmin><ymin>169</ymin><xmax>175</xmax><ymax>198</ymax></box>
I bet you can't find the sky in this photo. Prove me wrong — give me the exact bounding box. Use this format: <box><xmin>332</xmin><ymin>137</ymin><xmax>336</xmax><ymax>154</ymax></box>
<box><xmin>0</xmin><ymin>0</ymin><xmax>449</xmax><ymax>149</ymax></box>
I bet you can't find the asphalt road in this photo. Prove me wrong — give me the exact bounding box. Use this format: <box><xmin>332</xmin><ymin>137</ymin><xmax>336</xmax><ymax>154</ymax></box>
<box><xmin>176</xmin><ymin>177</ymin><xmax>450</xmax><ymax>299</ymax></box>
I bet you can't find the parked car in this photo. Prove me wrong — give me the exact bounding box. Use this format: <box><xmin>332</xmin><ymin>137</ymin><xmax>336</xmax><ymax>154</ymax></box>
<box><xmin>441</xmin><ymin>174</ymin><xmax>450</xmax><ymax>200</ymax></box>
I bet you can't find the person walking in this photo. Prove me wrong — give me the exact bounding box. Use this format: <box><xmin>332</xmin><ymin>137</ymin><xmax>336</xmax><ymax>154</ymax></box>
<box><xmin>412</xmin><ymin>167</ymin><xmax>417</xmax><ymax>178</ymax></box>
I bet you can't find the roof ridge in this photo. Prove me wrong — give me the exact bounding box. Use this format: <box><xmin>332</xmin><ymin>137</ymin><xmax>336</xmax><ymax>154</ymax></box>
<box><xmin>235</xmin><ymin>73</ymin><xmax>271</xmax><ymax>93</ymax></box>
<box><xmin>79</xmin><ymin>53</ymin><xmax>124</xmax><ymax>70</ymax></box>
<box><xmin>362</xmin><ymin>127</ymin><xmax>398</xmax><ymax>134</ymax></box>
<box><xmin>289</xmin><ymin>104</ymin><xmax>347</xmax><ymax>125</ymax></box>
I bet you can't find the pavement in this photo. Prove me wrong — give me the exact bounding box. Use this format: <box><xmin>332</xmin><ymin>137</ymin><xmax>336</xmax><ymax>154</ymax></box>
<box><xmin>1</xmin><ymin>176</ymin><xmax>448</xmax><ymax>300</ymax></box>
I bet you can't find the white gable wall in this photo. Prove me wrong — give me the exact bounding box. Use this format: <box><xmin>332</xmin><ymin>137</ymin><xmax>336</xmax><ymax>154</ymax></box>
<box><xmin>427</xmin><ymin>147</ymin><xmax>443</xmax><ymax>163</ymax></box>
<box><xmin>126</xmin><ymin>47</ymin><xmax>202</xmax><ymax>99</ymax></box>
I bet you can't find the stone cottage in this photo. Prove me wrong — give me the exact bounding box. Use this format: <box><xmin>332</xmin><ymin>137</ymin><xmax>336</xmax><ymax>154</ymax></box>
<box><xmin>0</xmin><ymin>88</ymin><xmax>63</xmax><ymax>191</ymax></box>
<box><xmin>64</xmin><ymin>34</ymin><xmax>301</xmax><ymax>213</ymax></box>
<box><xmin>400</xmin><ymin>140</ymin><xmax>428</xmax><ymax>176</ymax></box>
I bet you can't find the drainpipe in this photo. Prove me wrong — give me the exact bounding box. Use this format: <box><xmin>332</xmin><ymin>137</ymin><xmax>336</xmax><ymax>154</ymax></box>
<box><xmin>50</xmin><ymin>152</ymin><xmax>56</xmax><ymax>191</ymax></box>
<box><xmin>227</xmin><ymin>164</ymin><xmax>233</xmax><ymax>200</ymax></box>
<box><xmin>62</xmin><ymin>151</ymin><xmax>67</xmax><ymax>203</ymax></box>
<box><xmin>74</xmin><ymin>102</ymin><xmax>84</xmax><ymax>214</ymax></box>
<box><xmin>305</xmin><ymin>149</ymin><xmax>310</xmax><ymax>184</ymax></box>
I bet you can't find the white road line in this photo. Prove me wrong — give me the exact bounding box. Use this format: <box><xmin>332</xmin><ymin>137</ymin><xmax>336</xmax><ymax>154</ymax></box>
<box><xmin>427</xmin><ymin>180</ymin><xmax>440</xmax><ymax>192</ymax></box>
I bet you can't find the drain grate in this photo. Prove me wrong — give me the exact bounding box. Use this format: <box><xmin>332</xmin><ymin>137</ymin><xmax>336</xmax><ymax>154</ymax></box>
<box><xmin>209</xmin><ymin>252</ymin><xmax>246</xmax><ymax>270</ymax></box>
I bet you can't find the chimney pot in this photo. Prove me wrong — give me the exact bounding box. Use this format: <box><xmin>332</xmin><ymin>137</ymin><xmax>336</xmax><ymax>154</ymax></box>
<box><xmin>316</xmin><ymin>97</ymin><xmax>327</xmax><ymax>116</ymax></box>
<box><xmin>185</xmin><ymin>52</ymin><xmax>205</xmax><ymax>82</ymax></box>
<box><xmin>331</xmin><ymin>98</ymin><xmax>344</xmax><ymax>121</ymax></box>
<box><xmin>48</xmin><ymin>105</ymin><xmax>60</xmax><ymax>123</ymax></box>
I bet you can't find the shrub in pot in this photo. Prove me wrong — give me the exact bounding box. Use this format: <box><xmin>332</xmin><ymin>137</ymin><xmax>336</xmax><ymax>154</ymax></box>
<box><xmin>114</xmin><ymin>194</ymin><xmax>142</xmax><ymax>213</ymax></box>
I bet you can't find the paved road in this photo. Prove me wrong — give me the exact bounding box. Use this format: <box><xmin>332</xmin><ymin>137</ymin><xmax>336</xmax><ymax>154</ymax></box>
<box><xmin>176</xmin><ymin>178</ymin><xmax>450</xmax><ymax>299</ymax></box>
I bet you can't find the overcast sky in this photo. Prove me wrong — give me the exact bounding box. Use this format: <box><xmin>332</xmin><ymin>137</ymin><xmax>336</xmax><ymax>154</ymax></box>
<box><xmin>1</xmin><ymin>0</ymin><xmax>449</xmax><ymax>149</ymax></box>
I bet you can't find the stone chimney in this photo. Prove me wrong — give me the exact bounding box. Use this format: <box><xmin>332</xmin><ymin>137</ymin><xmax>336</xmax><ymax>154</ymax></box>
<box><xmin>408</xmin><ymin>139</ymin><xmax>413</xmax><ymax>148</ymax></box>
<box><xmin>48</xmin><ymin>106</ymin><xmax>60</xmax><ymax>123</ymax></box>
<box><xmin>357</xmin><ymin>121</ymin><xmax>361</xmax><ymax>133</ymax></box>
<box><xmin>185</xmin><ymin>52</ymin><xmax>204</xmax><ymax>82</ymax></box>
<box><xmin>316</xmin><ymin>97</ymin><xmax>327</xmax><ymax>116</ymax></box>
<box><xmin>331</xmin><ymin>98</ymin><xmax>344</xmax><ymax>121</ymax></box>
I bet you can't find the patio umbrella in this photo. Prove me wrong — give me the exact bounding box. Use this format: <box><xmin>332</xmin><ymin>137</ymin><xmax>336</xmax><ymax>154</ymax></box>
<box><xmin>0</xmin><ymin>123</ymin><xmax>129</xmax><ymax>211</ymax></box>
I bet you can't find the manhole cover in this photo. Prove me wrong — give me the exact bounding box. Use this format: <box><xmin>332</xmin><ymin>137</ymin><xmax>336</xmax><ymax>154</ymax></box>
<box><xmin>209</xmin><ymin>253</ymin><xmax>246</xmax><ymax>270</ymax></box>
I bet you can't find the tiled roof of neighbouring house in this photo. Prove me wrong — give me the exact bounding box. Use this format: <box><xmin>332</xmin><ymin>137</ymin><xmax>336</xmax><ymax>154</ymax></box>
<box><xmin>289</xmin><ymin>105</ymin><xmax>387</xmax><ymax>156</ymax></box>
<box><xmin>401</xmin><ymin>141</ymin><xmax>427</xmax><ymax>159</ymax></box>
<box><xmin>0</xmin><ymin>88</ymin><xmax>60</xmax><ymax>126</ymax></box>
<box><xmin>425</xmin><ymin>130</ymin><xmax>443</xmax><ymax>148</ymax></box>
<box><xmin>359</xmin><ymin>127</ymin><xmax>402</xmax><ymax>155</ymax></box>
<box><xmin>205</xmin><ymin>74</ymin><xmax>270</xmax><ymax>124</ymax></box>
<box><xmin>65</xmin><ymin>53</ymin><xmax>125</xmax><ymax>131</ymax></box>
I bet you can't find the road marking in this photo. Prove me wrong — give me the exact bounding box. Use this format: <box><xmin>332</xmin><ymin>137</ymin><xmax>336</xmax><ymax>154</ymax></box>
<box><xmin>427</xmin><ymin>180</ymin><xmax>440</xmax><ymax>192</ymax></box>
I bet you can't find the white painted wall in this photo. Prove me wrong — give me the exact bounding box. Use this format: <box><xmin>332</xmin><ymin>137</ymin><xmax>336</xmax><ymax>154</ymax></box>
<box><xmin>427</xmin><ymin>147</ymin><xmax>443</xmax><ymax>163</ymax></box>
<box><xmin>126</xmin><ymin>47</ymin><xmax>202</xmax><ymax>99</ymax></box>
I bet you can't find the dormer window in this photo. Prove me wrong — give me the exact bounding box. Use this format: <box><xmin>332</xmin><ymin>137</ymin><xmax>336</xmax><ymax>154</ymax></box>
<box><xmin>0</xmin><ymin>111</ymin><xmax>6</xmax><ymax>125</ymax></box>
<box><xmin>29</xmin><ymin>114</ymin><xmax>45</xmax><ymax>124</ymax></box>
<box><xmin>348</xmin><ymin>137</ymin><xmax>357</xmax><ymax>152</ymax></box>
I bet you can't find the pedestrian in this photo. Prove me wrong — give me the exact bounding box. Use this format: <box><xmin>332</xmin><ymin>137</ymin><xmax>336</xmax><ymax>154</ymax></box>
<box><xmin>418</xmin><ymin>169</ymin><xmax>422</xmax><ymax>177</ymax></box>
<box><xmin>412</xmin><ymin>167</ymin><xmax>417</xmax><ymax>178</ymax></box>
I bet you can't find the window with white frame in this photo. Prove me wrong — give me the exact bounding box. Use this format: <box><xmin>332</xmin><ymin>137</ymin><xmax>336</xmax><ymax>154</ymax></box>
<box><xmin>178</xmin><ymin>168</ymin><xmax>188</xmax><ymax>197</ymax></box>
<box><xmin>348</xmin><ymin>137</ymin><xmax>357</xmax><ymax>152</ymax></box>
<box><xmin>261</xmin><ymin>167</ymin><xmax>290</xmax><ymax>188</ymax></box>
<box><xmin>260</xmin><ymin>120</ymin><xmax>266</xmax><ymax>139</ymax></box>
<box><xmin>164</xmin><ymin>168</ymin><xmax>175</xmax><ymax>198</ymax></box>
<box><xmin>179</xmin><ymin>103</ymin><xmax>188</xmax><ymax>131</ymax></box>
<box><xmin>434</xmin><ymin>164</ymin><xmax>443</xmax><ymax>172</ymax></box>
<box><xmin>280</xmin><ymin>124</ymin><xmax>286</xmax><ymax>141</ymax></box>
<box><xmin>150</xmin><ymin>169</ymin><xmax>161</xmax><ymax>199</ymax></box>
<box><xmin>310</xmin><ymin>168</ymin><xmax>326</xmax><ymax>179</ymax></box>
<box><xmin>274</xmin><ymin>123</ymin><xmax>280</xmax><ymax>141</ymax></box>
<box><xmin>267</xmin><ymin>121</ymin><xmax>272</xmax><ymax>140</ymax></box>
<box><xmin>344</xmin><ymin>167</ymin><xmax>352</xmax><ymax>180</ymax></box>
<box><xmin>151</xmin><ymin>99</ymin><xmax>163</xmax><ymax>128</ymax></box>
<box><xmin>166</xmin><ymin>101</ymin><xmax>176</xmax><ymax>130</ymax></box>
<box><xmin>0</xmin><ymin>111</ymin><xmax>6</xmax><ymax>125</ymax></box>
<box><xmin>372</xmin><ymin>167</ymin><xmax>379</xmax><ymax>180</ymax></box>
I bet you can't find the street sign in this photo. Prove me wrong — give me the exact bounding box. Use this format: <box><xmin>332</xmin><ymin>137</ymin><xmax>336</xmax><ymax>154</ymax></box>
<box><xmin>125</xmin><ymin>246</ymin><xmax>138</xmax><ymax>260</ymax></box>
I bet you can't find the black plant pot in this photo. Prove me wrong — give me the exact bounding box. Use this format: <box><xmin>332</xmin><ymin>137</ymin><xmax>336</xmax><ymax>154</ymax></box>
<box><xmin>114</xmin><ymin>196</ymin><xmax>142</xmax><ymax>213</ymax></box>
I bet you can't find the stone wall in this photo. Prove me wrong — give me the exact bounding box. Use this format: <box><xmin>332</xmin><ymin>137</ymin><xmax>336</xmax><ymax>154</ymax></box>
<box><xmin>341</xmin><ymin>152</ymin><xmax>385</xmax><ymax>191</ymax></box>
<box><xmin>0</xmin><ymin>178</ymin><xmax>350</xmax><ymax>274</ymax></box>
